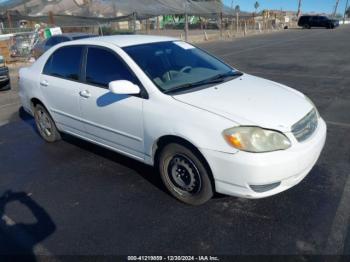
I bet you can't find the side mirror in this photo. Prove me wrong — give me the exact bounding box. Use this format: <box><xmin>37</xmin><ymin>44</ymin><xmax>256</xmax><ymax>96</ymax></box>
<box><xmin>108</xmin><ymin>80</ymin><xmax>140</xmax><ymax>95</ymax></box>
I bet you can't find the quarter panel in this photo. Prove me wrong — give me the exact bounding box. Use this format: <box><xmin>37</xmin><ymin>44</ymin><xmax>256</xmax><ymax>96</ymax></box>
<box><xmin>142</xmin><ymin>95</ymin><xmax>239</xmax><ymax>165</ymax></box>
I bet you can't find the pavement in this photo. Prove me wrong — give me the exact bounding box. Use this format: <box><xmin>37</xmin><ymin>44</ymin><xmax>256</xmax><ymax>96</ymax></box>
<box><xmin>0</xmin><ymin>26</ymin><xmax>350</xmax><ymax>258</ymax></box>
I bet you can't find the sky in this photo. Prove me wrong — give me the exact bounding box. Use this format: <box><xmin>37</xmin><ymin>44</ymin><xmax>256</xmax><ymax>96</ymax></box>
<box><xmin>224</xmin><ymin>0</ymin><xmax>349</xmax><ymax>15</ymax></box>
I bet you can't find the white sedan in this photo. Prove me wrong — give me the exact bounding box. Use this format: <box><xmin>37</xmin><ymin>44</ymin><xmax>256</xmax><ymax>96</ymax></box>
<box><xmin>19</xmin><ymin>35</ymin><xmax>326</xmax><ymax>205</ymax></box>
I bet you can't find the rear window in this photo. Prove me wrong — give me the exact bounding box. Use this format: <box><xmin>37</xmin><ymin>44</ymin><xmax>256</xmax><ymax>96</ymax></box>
<box><xmin>299</xmin><ymin>16</ymin><xmax>310</xmax><ymax>22</ymax></box>
<box><xmin>43</xmin><ymin>45</ymin><xmax>83</xmax><ymax>81</ymax></box>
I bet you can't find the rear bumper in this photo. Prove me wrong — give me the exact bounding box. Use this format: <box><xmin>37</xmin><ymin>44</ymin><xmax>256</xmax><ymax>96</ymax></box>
<box><xmin>0</xmin><ymin>71</ymin><xmax>10</xmax><ymax>91</ymax></box>
<box><xmin>201</xmin><ymin>118</ymin><xmax>327</xmax><ymax>199</ymax></box>
<box><xmin>0</xmin><ymin>80</ymin><xmax>10</xmax><ymax>91</ymax></box>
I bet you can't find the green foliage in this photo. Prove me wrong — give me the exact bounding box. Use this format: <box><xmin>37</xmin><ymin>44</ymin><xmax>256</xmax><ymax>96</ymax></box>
<box><xmin>254</xmin><ymin>1</ymin><xmax>260</xmax><ymax>11</ymax></box>
<box><xmin>235</xmin><ymin>5</ymin><xmax>240</xmax><ymax>13</ymax></box>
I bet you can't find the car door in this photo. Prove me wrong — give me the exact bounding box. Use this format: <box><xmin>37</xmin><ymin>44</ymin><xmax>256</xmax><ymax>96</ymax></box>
<box><xmin>318</xmin><ymin>16</ymin><xmax>328</xmax><ymax>27</ymax></box>
<box><xmin>79</xmin><ymin>46</ymin><xmax>145</xmax><ymax>160</ymax></box>
<box><xmin>309</xmin><ymin>16</ymin><xmax>317</xmax><ymax>27</ymax></box>
<box><xmin>40</xmin><ymin>45</ymin><xmax>85</xmax><ymax>135</ymax></box>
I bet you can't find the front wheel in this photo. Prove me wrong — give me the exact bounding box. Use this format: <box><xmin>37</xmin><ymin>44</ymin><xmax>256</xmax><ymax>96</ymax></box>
<box><xmin>158</xmin><ymin>143</ymin><xmax>213</xmax><ymax>205</ymax></box>
<box><xmin>34</xmin><ymin>104</ymin><xmax>61</xmax><ymax>142</ymax></box>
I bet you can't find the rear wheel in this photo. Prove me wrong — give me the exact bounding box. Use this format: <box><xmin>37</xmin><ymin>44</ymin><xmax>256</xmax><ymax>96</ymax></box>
<box><xmin>158</xmin><ymin>143</ymin><xmax>213</xmax><ymax>205</ymax></box>
<box><xmin>34</xmin><ymin>104</ymin><xmax>61</xmax><ymax>142</ymax></box>
<box><xmin>303</xmin><ymin>24</ymin><xmax>311</xmax><ymax>29</ymax></box>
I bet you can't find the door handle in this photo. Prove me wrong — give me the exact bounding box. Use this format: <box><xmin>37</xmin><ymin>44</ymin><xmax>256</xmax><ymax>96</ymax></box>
<box><xmin>79</xmin><ymin>90</ymin><xmax>91</xmax><ymax>98</ymax></box>
<box><xmin>40</xmin><ymin>80</ymin><xmax>48</xmax><ymax>87</ymax></box>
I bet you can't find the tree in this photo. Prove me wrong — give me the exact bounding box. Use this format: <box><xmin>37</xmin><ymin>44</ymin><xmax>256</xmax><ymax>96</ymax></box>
<box><xmin>346</xmin><ymin>7</ymin><xmax>350</xmax><ymax>17</ymax></box>
<box><xmin>254</xmin><ymin>1</ymin><xmax>260</xmax><ymax>14</ymax></box>
<box><xmin>235</xmin><ymin>5</ymin><xmax>240</xmax><ymax>14</ymax></box>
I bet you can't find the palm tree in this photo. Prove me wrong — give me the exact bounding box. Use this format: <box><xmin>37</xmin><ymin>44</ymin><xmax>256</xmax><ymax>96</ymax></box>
<box><xmin>254</xmin><ymin>1</ymin><xmax>260</xmax><ymax>14</ymax></box>
<box><xmin>235</xmin><ymin>5</ymin><xmax>240</xmax><ymax>14</ymax></box>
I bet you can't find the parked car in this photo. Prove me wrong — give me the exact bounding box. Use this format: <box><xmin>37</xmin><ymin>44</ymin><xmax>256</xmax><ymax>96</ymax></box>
<box><xmin>298</xmin><ymin>15</ymin><xmax>339</xmax><ymax>29</ymax></box>
<box><xmin>32</xmin><ymin>33</ymin><xmax>97</xmax><ymax>59</ymax></box>
<box><xmin>19</xmin><ymin>36</ymin><xmax>327</xmax><ymax>205</ymax></box>
<box><xmin>0</xmin><ymin>55</ymin><xmax>10</xmax><ymax>91</ymax></box>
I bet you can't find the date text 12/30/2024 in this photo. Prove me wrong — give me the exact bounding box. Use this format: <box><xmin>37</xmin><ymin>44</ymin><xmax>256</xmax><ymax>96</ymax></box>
<box><xmin>127</xmin><ymin>256</ymin><xmax>220</xmax><ymax>261</ymax></box>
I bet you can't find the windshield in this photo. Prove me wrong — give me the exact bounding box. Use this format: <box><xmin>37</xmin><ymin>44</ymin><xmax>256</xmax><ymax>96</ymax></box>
<box><xmin>123</xmin><ymin>41</ymin><xmax>239</xmax><ymax>93</ymax></box>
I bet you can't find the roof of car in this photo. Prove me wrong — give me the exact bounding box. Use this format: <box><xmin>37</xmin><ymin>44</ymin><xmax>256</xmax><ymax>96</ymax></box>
<box><xmin>81</xmin><ymin>35</ymin><xmax>178</xmax><ymax>48</ymax></box>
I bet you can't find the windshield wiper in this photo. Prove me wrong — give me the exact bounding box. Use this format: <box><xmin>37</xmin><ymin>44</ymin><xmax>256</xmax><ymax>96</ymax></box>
<box><xmin>164</xmin><ymin>71</ymin><xmax>243</xmax><ymax>94</ymax></box>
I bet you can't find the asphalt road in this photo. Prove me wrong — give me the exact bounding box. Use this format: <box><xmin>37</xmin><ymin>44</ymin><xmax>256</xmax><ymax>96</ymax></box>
<box><xmin>1</xmin><ymin>26</ymin><xmax>350</xmax><ymax>258</ymax></box>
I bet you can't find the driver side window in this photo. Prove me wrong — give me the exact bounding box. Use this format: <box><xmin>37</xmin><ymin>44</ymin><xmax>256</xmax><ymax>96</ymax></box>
<box><xmin>85</xmin><ymin>47</ymin><xmax>136</xmax><ymax>88</ymax></box>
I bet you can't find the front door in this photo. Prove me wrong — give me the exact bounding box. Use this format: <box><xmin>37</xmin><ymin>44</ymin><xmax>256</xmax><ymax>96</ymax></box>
<box><xmin>79</xmin><ymin>46</ymin><xmax>145</xmax><ymax>160</ymax></box>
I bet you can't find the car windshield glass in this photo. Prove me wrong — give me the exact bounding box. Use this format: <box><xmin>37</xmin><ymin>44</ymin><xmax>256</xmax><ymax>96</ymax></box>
<box><xmin>123</xmin><ymin>41</ymin><xmax>240</xmax><ymax>93</ymax></box>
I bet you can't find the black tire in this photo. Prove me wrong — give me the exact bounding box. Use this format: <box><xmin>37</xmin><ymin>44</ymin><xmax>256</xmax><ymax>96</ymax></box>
<box><xmin>158</xmin><ymin>143</ymin><xmax>213</xmax><ymax>205</ymax></box>
<box><xmin>303</xmin><ymin>24</ymin><xmax>311</xmax><ymax>29</ymax></box>
<box><xmin>34</xmin><ymin>104</ymin><xmax>61</xmax><ymax>142</ymax></box>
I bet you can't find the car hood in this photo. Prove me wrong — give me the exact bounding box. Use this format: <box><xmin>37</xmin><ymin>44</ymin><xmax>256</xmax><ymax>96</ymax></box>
<box><xmin>173</xmin><ymin>74</ymin><xmax>312</xmax><ymax>132</ymax></box>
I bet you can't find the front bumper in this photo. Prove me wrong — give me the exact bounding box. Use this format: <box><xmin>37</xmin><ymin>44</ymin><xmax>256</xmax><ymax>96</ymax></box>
<box><xmin>201</xmin><ymin>118</ymin><xmax>327</xmax><ymax>198</ymax></box>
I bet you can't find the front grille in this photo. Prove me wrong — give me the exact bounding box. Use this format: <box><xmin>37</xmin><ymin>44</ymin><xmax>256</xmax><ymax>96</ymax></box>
<box><xmin>292</xmin><ymin>108</ymin><xmax>318</xmax><ymax>142</ymax></box>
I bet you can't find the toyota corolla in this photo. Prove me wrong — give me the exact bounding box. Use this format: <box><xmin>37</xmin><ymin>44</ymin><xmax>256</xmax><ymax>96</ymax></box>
<box><xmin>19</xmin><ymin>35</ymin><xmax>327</xmax><ymax>205</ymax></box>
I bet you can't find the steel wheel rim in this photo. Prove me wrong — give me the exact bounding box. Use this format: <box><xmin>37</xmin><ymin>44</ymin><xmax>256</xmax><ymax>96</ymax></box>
<box><xmin>166</xmin><ymin>154</ymin><xmax>202</xmax><ymax>196</ymax></box>
<box><xmin>36</xmin><ymin>109</ymin><xmax>52</xmax><ymax>137</ymax></box>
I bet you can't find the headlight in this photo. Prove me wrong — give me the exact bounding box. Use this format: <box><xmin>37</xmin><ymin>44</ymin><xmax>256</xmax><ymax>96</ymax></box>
<box><xmin>223</xmin><ymin>126</ymin><xmax>291</xmax><ymax>153</ymax></box>
<box><xmin>304</xmin><ymin>95</ymin><xmax>319</xmax><ymax>118</ymax></box>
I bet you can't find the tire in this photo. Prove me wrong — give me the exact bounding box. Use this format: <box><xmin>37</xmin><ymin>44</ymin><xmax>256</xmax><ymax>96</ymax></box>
<box><xmin>158</xmin><ymin>143</ymin><xmax>213</xmax><ymax>205</ymax></box>
<box><xmin>303</xmin><ymin>24</ymin><xmax>311</xmax><ymax>29</ymax></box>
<box><xmin>34</xmin><ymin>104</ymin><xmax>61</xmax><ymax>142</ymax></box>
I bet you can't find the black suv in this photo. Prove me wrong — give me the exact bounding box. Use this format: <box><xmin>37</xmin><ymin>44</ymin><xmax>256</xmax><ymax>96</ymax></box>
<box><xmin>298</xmin><ymin>15</ymin><xmax>339</xmax><ymax>29</ymax></box>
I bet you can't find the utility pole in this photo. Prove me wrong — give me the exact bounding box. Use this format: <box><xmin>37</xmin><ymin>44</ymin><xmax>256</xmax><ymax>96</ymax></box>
<box><xmin>231</xmin><ymin>0</ymin><xmax>234</xmax><ymax>31</ymax></box>
<box><xmin>6</xmin><ymin>11</ymin><xmax>12</xmax><ymax>29</ymax></box>
<box><xmin>297</xmin><ymin>0</ymin><xmax>302</xmax><ymax>18</ymax></box>
<box><xmin>184</xmin><ymin>0</ymin><xmax>189</xmax><ymax>42</ymax></box>
<box><xmin>344</xmin><ymin>0</ymin><xmax>349</xmax><ymax>24</ymax></box>
<box><xmin>333</xmin><ymin>0</ymin><xmax>340</xmax><ymax>18</ymax></box>
<box><xmin>48</xmin><ymin>11</ymin><xmax>55</xmax><ymax>26</ymax></box>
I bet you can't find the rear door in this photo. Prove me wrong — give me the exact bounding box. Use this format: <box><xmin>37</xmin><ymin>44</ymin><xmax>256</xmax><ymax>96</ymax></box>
<box><xmin>40</xmin><ymin>45</ymin><xmax>85</xmax><ymax>134</ymax></box>
<box><xmin>318</xmin><ymin>16</ymin><xmax>328</xmax><ymax>27</ymax></box>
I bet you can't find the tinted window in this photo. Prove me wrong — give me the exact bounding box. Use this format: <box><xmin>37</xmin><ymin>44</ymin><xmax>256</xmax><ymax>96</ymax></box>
<box><xmin>56</xmin><ymin>36</ymin><xmax>70</xmax><ymax>43</ymax></box>
<box><xmin>45</xmin><ymin>37</ymin><xmax>57</xmax><ymax>47</ymax></box>
<box><xmin>299</xmin><ymin>16</ymin><xmax>310</xmax><ymax>22</ymax></box>
<box><xmin>85</xmin><ymin>47</ymin><xmax>136</xmax><ymax>87</ymax></box>
<box><xmin>46</xmin><ymin>36</ymin><xmax>70</xmax><ymax>47</ymax></box>
<box><xmin>43</xmin><ymin>46</ymin><xmax>83</xmax><ymax>81</ymax></box>
<box><xmin>318</xmin><ymin>16</ymin><xmax>328</xmax><ymax>21</ymax></box>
